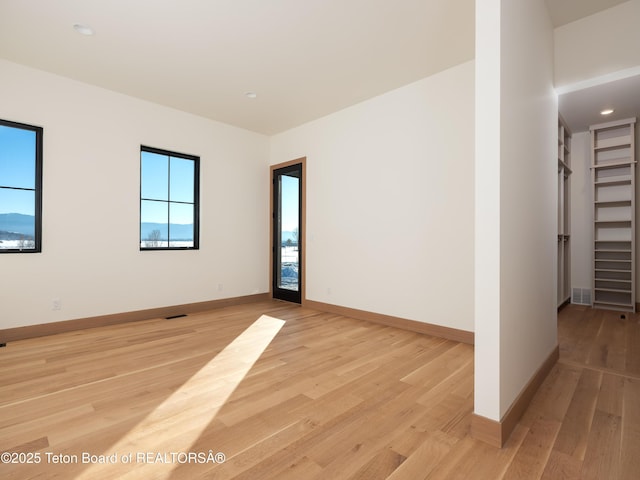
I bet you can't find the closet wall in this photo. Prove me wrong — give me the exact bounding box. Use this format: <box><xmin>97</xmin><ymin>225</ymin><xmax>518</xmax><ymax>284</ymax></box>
<box><xmin>570</xmin><ymin>132</ymin><xmax>592</xmax><ymax>300</ymax></box>
<box><xmin>570</xmin><ymin>124</ymin><xmax>640</xmax><ymax>307</ymax></box>
<box><xmin>557</xmin><ymin>117</ymin><xmax>572</xmax><ymax>307</ymax></box>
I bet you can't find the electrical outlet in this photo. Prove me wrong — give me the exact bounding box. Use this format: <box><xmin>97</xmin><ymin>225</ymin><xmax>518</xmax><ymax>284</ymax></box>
<box><xmin>52</xmin><ymin>299</ymin><xmax>62</xmax><ymax>311</ymax></box>
<box><xmin>217</xmin><ymin>283</ymin><xmax>223</xmax><ymax>292</ymax></box>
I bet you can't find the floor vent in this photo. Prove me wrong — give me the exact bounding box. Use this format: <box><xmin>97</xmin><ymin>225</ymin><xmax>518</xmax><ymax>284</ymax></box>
<box><xmin>165</xmin><ymin>314</ymin><xmax>187</xmax><ymax>320</ymax></box>
<box><xmin>571</xmin><ymin>287</ymin><xmax>591</xmax><ymax>305</ymax></box>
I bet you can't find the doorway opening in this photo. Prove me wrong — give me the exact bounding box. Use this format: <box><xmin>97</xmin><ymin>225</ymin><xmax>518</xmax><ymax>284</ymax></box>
<box><xmin>271</xmin><ymin>158</ymin><xmax>305</xmax><ymax>304</ymax></box>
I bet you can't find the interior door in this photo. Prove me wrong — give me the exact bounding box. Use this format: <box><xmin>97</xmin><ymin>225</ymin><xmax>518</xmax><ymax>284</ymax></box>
<box><xmin>272</xmin><ymin>162</ymin><xmax>302</xmax><ymax>303</ymax></box>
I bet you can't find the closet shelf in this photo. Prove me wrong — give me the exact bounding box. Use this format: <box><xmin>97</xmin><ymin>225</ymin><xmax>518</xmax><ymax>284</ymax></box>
<box><xmin>594</xmin><ymin>200</ymin><xmax>632</xmax><ymax>205</ymax></box>
<box><xmin>594</xmin><ymin>219</ymin><xmax>631</xmax><ymax>224</ymax></box>
<box><xmin>594</xmin><ymin>239</ymin><xmax>633</xmax><ymax>243</ymax></box>
<box><xmin>594</xmin><ymin>178</ymin><xmax>631</xmax><ymax>186</ymax></box>
<box><xmin>594</xmin><ymin>141</ymin><xmax>632</xmax><ymax>151</ymax></box>
<box><xmin>591</xmin><ymin>160</ymin><xmax>635</xmax><ymax>169</ymax></box>
<box><xmin>590</xmin><ymin>117</ymin><xmax>636</xmax><ymax>313</ymax></box>
<box><xmin>593</xmin><ymin>300</ymin><xmax>634</xmax><ymax>308</ymax></box>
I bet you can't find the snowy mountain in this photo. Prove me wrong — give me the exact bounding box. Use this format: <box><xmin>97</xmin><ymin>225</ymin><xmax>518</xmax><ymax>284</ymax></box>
<box><xmin>0</xmin><ymin>214</ymin><xmax>194</xmax><ymax>241</ymax></box>
<box><xmin>0</xmin><ymin>213</ymin><xmax>35</xmax><ymax>239</ymax></box>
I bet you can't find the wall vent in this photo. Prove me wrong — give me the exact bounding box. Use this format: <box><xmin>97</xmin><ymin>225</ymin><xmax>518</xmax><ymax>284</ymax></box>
<box><xmin>571</xmin><ymin>287</ymin><xmax>591</xmax><ymax>305</ymax></box>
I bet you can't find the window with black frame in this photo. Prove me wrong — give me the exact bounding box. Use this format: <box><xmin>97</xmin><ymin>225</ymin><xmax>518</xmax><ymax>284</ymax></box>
<box><xmin>140</xmin><ymin>146</ymin><xmax>199</xmax><ymax>250</ymax></box>
<box><xmin>0</xmin><ymin>119</ymin><xmax>43</xmax><ymax>253</ymax></box>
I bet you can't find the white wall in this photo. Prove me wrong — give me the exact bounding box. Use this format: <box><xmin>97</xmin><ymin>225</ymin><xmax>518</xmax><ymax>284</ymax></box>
<box><xmin>554</xmin><ymin>0</ymin><xmax>640</xmax><ymax>88</ymax></box>
<box><xmin>499</xmin><ymin>0</ymin><xmax>557</xmax><ymax>419</ymax></box>
<box><xmin>475</xmin><ymin>0</ymin><xmax>557</xmax><ymax>421</ymax></box>
<box><xmin>270</xmin><ymin>61</ymin><xmax>475</xmax><ymax>333</ymax></box>
<box><xmin>569</xmin><ymin>132</ymin><xmax>593</xmax><ymax>294</ymax></box>
<box><xmin>0</xmin><ymin>59</ymin><xmax>270</xmax><ymax>329</ymax></box>
<box><xmin>474</xmin><ymin>0</ymin><xmax>502</xmax><ymax>421</ymax></box>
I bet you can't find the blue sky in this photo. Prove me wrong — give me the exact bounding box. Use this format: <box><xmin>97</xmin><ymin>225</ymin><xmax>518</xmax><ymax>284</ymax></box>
<box><xmin>141</xmin><ymin>150</ymin><xmax>195</xmax><ymax>225</ymax></box>
<box><xmin>0</xmin><ymin>125</ymin><xmax>36</xmax><ymax>216</ymax></box>
<box><xmin>280</xmin><ymin>174</ymin><xmax>299</xmax><ymax>233</ymax></box>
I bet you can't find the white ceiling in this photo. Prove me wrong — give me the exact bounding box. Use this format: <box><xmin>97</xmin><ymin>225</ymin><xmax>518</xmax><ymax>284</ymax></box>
<box><xmin>0</xmin><ymin>0</ymin><xmax>634</xmax><ymax>135</ymax></box>
<box><xmin>547</xmin><ymin>1</ymin><xmax>638</xmax><ymax>134</ymax></box>
<box><xmin>0</xmin><ymin>0</ymin><xmax>476</xmax><ymax>135</ymax></box>
<box><xmin>545</xmin><ymin>0</ymin><xmax>629</xmax><ymax>26</ymax></box>
<box><xmin>559</xmin><ymin>71</ymin><xmax>640</xmax><ymax>133</ymax></box>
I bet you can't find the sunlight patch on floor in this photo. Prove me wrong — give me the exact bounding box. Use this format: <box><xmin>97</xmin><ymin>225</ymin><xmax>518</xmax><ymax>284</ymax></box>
<box><xmin>75</xmin><ymin>314</ymin><xmax>285</xmax><ymax>479</ymax></box>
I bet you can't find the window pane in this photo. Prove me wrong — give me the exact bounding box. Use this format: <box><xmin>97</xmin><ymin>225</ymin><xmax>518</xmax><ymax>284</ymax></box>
<box><xmin>0</xmin><ymin>189</ymin><xmax>36</xmax><ymax>250</ymax></box>
<box><xmin>278</xmin><ymin>174</ymin><xmax>299</xmax><ymax>291</ymax></box>
<box><xmin>170</xmin><ymin>157</ymin><xmax>194</xmax><ymax>203</ymax></box>
<box><xmin>0</xmin><ymin>187</ymin><xmax>35</xmax><ymax>216</ymax></box>
<box><xmin>141</xmin><ymin>151</ymin><xmax>168</xmax><ymax>200</ymax></box>
<box><xmin>141</xmin><ymin>200</ymin><xmax>168</xmax><ymax>247</ymax></box>
<box><xmin>169</xmin><ymin>203</ymin><xmax>193</xmax><ymax>247</ymax></box>
<box><xmin>0</xmin><ymin>125</ymin><xmax>36</xmax><ymax>189</ymax></box>
<box><xmin>140</xmin><ymin>146</ymin><xmax>198</xmax><ymax>250</ymax></box>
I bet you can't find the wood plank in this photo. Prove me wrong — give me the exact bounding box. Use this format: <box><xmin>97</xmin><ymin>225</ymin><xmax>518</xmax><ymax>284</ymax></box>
<box><xmin>586</xmin><ymin>311</ymin><xmax>627</xmax><ymax>371</ymax></box>
<box><xmin>552</xmin><ymin>368</ymin><xmax>602</xmax><ymax>460</ymax></box>
<box><xmin>596</xmin><ymin>372</ymin><xmax>624</xmax><ymax>416</ymax></box>
<box><xmin>625</xmin><ymin>315</ymin><xmax>640</xmax><ymax>376</ymax></box>
<box><xmin>386</xmin><ymin>430</ymin><xmax>457</xmax><ymax>480</ymax></box>
<box><xmin>0</xmin><ymin>302</ymin><xmax>637</xmax><ymax>479</ymax></box>
<box><xmin>540</xmin><ymin>449</ymin><xmax>582</xmax><ymax>479</ymax></box>
<box><xmin>620</xmin><ymin>377</ymin><xmax>640</xmax><ymax>479</ymax></box>
<box><xmin>346</xmin><ymin>448</ymin><xmax>406</xmax><ymax>480</ymax></box>
<box><xmin>270</xmin><ymin>455</ymin><xmax>324</xmax><ymax>480</ymax></box>
<box><xmin>426</xmin><ymin>424</ymin><xmax>528</xmax><ymax>480</ymax></box>
<box><xmin>559</xmin><ymin>307</ymin><xmax>602</xmax><ymax>365</ymax></box>
<box><xmin>519</xmin><ymin>363</ymin><xmax>582</xmax><ymax>427</ymax></box>
<box><xmin>501</xmin><ymin>418</ymin><xmax>561</xmax><ymax>479</ymax></box>
<box><xmin>580</xmin><ymin>409</ymin><xmax>622</xmax><ymax>480</ymax></box>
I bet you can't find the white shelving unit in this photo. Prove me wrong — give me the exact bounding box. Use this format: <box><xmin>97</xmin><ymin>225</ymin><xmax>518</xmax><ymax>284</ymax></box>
<box><xmin>558</xmin><ymin>116</ymin><xmax>572</xmax><ymax>308</ymax></box>
<box><xmin>591</xmin><ymin>117</ymin><xmax>636</xmax><ymax>312</ymax></box>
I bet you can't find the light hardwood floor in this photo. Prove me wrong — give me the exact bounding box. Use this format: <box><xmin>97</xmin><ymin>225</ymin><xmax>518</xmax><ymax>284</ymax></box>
<box><xmin>0</xmin><ymin>301</ymin><xmax>638</xmax><ymax>479</ymax></box>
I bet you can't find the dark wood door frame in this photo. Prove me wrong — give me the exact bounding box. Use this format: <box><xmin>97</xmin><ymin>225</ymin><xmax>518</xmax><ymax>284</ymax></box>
<box><xmin>270</xmin><ymin>157</ymin><xmax>306</xmax><ymax>304</ymax></box>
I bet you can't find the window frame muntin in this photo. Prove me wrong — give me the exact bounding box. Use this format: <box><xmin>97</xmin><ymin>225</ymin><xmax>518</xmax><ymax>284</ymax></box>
<box><xmin>139</xmin><ymin>145</ymin><xmax>200</xmax><ymax>251</ymax></box>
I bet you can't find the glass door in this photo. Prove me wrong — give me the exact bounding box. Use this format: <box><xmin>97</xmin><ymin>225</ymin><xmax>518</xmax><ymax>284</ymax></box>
<box><xmin>272</xmin><ymin>163</ymin><xmax>302</xmax><ymax>303</ymax></box>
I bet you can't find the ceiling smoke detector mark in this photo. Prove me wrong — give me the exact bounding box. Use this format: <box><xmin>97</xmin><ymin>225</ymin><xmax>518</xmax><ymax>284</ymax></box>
<box><xmin>73</xmin><ymin>24</ymin><xmax>95</xmax><ymax>36</ymax></box>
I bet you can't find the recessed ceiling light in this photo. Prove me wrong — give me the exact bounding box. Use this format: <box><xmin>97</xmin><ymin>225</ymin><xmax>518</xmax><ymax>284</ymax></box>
<box><xmin>245</xmin><ymin>92</ymin><xmax>257</xmax><ymax>99</ymax></box>
<box><xmin>600</xmin><ymin>108</ymin><xmax>614</xmax><ymax>116</ymax></box>
<box><xmin>73</xmin><ymin>24</ymin><xmax>95</xmax><ymax>36</ymax></box>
